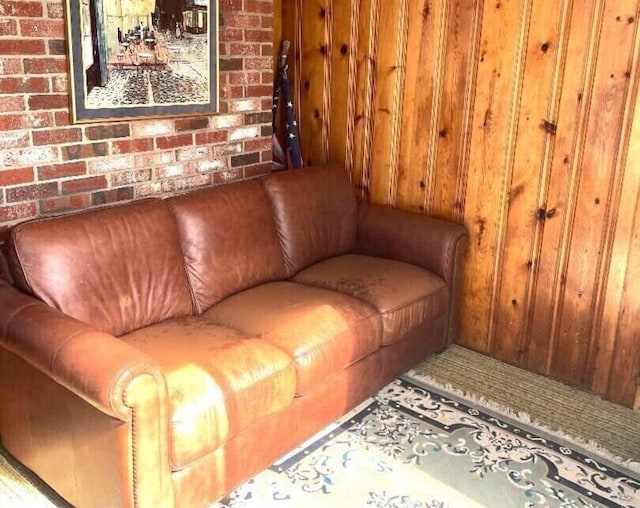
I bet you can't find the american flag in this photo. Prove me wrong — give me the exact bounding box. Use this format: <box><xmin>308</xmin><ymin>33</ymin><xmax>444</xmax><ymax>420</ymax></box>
<box><xmin>272</xmin><ymin>44</ymin><xmax>302</xmax><ymax>170</ymax></box>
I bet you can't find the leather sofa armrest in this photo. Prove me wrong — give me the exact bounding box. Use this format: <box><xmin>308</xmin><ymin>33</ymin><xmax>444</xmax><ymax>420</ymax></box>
<box><xmin>356</xmin><ymin>203</ymin><xmax>469</xmax><ymax>283</ymax></box>
<box><xmin>0</xmin><ymin>281</ymin><xmax>174</xmax><ymax>507</ymax></box>
<box><xmin>356</xmin><ymin>203</ymin><xmax>469</xmax><ymax>345</ymax></box>
<box><xmin>0</xmin><ymin>282</ymin><xmax>164</xmax><ymax>421</ymax></box>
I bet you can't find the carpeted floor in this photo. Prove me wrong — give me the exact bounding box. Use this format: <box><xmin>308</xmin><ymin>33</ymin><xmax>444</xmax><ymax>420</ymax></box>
<box><xmin>1</xmin><ymin>345</ymin><xmax>638</xmax><ymax>506</ymax></box>
<box><xmin>414</xmin><ymin>345</ymin><xmax>640</xmax><ymax>464</ymax></box>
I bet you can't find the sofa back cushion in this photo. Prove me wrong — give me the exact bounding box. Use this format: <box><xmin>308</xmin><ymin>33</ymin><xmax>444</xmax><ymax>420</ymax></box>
<box><xmin>264</xmin><ymin>164</ymin><xmax>358</xmax><ymax>275</ymax></box>
<box><xmin>4</xmin><ymin>199</ymin><xmax>193</xmax><ymax>336</ymax></box>
<box><xmin>168</xmin><ymin>179</ymin><xmax>287</xmax><ymax>313</ymax></box>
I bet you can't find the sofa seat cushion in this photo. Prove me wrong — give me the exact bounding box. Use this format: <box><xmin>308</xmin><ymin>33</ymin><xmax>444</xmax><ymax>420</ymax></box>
<box><xmin>120</xmin><ymin>317</ymin><xmax>296</xmax><ymax>471</ymax></box>
<box><xmin>293</xmin><ymin>254</ymin><xmax>448</xmax><ymax>345</ymax></box>
<box><xmin>202</xmin><ymin>282</ymin><xmax>382</xmax><ymax>396</ymax></box>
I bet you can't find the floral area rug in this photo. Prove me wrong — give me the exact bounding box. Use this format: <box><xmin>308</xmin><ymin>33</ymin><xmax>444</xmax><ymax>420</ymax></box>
<box><xmin>213</xmin><ymin>376</ymin><xmax>640</xmax><ymax>508</ymax></box>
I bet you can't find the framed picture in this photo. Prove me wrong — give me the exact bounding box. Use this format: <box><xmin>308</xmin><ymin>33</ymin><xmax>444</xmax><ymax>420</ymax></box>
<box><xmin>64</xmin><ymin>0</ymin><xmax>218</xmax><ymax>123</ymax></box>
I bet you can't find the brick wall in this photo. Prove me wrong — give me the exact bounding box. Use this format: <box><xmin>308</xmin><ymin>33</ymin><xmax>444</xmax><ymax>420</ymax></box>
<box><xmin>0</xmin><ymin>0</ymin><xmax>274</xmax><ymax>233</ymax></box>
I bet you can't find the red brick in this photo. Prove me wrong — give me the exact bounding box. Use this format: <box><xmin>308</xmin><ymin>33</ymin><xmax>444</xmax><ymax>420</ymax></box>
<box><xmin>40</xmin><ymin>194</ymin><xmax>90</xmax><ymax>214</ymax></box>
<box><xmin>244</xmin><ymin>137</ymin><xmax>271</xmax><ymax>151</ymax></box>
<box><xmin>230</xmin><ymin>43</ymin><xmax>261</xmax><ymax>56</ymax></box>
<box><xmin>47</xmin><ymin>2</ymin><xmax>65</xmax><ymax>19</ymax></box>
<box><xmin>61</xmin><ymin>142</ymin><xmax>108</xmax><ymax>161</ymax></box>
<box><xmin>0</xmin><ymin>77</ymin><xmax>50</xmax><ymax>94</ymax></box>
<box><xmin>33</xmin><ymin>127</ymin><xmax>82</xmax><ymax>146</ymax></box>
<box><xmin>85</xmin><ymin>124</ymin><xmax>130</xmax><ymax>140</ymax></box>
<box><xmin>244</xmin><ymin>1</ymin><xmax>272</xmax><ymax>14</ymax></box>
<box><xmin>195</xmin><ymin>130</ymin><xmax>229</xmax><ymax>144</ymax></box>
<box><xmin>0</xmin><ymin>58</ymin><xmax>23</xmax><ymax>75</ymax></box>
<box><xmin>0</xmin><ymin>167</ymin><xmax>34</xmax><ymax>186</ymax></box>
<box><xmin>91</xmin><ymin>187</ymin><xmax>134</xmax><ymax>206</ymax></box>
<box><xmin>52</xmin><ymin>75</ymin><xmax>67</xmax><ymax>93</ymax></box>
<box><xmin>0</xmin><ymin>202</ymin><xmax>37</xmax><ymax>223</ymax></box>
<box><xmin>155</xmin><ymin>133</ymin><xmax>193</xmax><ymax>150</ymax></box>
<box><xmin>28</xmin><ymin>94</ymin><xmax>69</xmax><ymax>110</ymax></box>
<box><xmin>111</xmin><ymin>138</ymin><xmax>154</xmax><ymax>154</ymax></box>
<box><xmin>19</xmin><ymin>19</ymin><xmax>64</xmax><ymax>38</ymax></box>
<box><xmin>230</xmin><ymin>71</ymin><xmax>261</xmax><ymax>85</ymax></box>
<box><xmin>230</xmin><ymin>151</ymin><xmax>260</xmax><ymax>167</ymax></box>
<box><xmin>61</xmin><ymin>176</ymin><xmax>108</xmax><ymax>194</ymax></box>
<box><xmin>220</xmin><ymin>85</ymin><xmax>244</xmax><ymax>99</ymax></box>
<box><xmin>38</xmin><ymin>161</ymin><xmax>87</xmax><ymax>180</ymax></box>
<box><xmin>219</xmin><ymin>28</ymin><xmax>243</xmax><ymax>42</ymax></box>
<box><xmin>0</xmin><ymin>95</ymin><xmax>24</xmax><ymax>113</ymax></box>
<box><xmin>225</xmin><ymin>14</ymin><xmax>261</xmax><ymax>29</ymax></box>
<box><xmin>6</xmin><ymin>182</ymin><xmax>58</xmax><ymax>203</ymax></box>
<box><xmin>243</xmin><ymin>162</ymin><xmax>271</xmax><ymax>179</ymax></box>
<box><xmin>0</xmin><ymin>39</ymin><xmax>45</xmax><ymax>55</ymax></box>
<box><xmin>219</xmin><ymin>0</ymin><xmax>243</xmax><ymax>10</ymax></box>
<box><xmin>261</xmin><ymin>15</ymin><xmax>273</xmax><ymax>29</ymax></box>
<box><xmin>0</xmin><ymin>112</ymin><xmax>52</xmax><ymax>131</ymax></box>
<box><xmin>0</xmin><ymin>18</ymin><xmax>17</xmax><ymax>36</ymax></box>
<box><xmin>54</xmin><ymin>111</ymin><xmax>70</xmax><ymax>126</ymax></box>
<box><xmin>219</xmin><ymin>58</ymin><xmax>243</xmax><ymax>71</ymax></box>
<box><xmin>110</xmin><ymin>169</ymin><xmax>152</xmax><ymax>186</ymax></box>
<box><xmin>211</xmin><ymin>168</ymin><xmax>242</xmax><ymax>184</ymax></box>
<box><xmin>0</xmin><ymin>1</ymin><xmax>44</xmax><ymax>17</ymax></box>
<box><xmin>174</xmin><ymin>117</ymin><xmax>209</xmax><ymax>132</ymax></box>
<box><xmin>261</xmin><ymin>71</ymin><xmax>274</xmax><ymax>84</ymax></box>
<box><xmin>247</xmin><ymin>84</ymin><xmax>272</xmax><ymax>96</ymax></box>
<box><xmin>245</xmin><ymin>29</ymin><xmax>272</xmax><ymax>43</ymax></box>
<box><xmin>245</xmin><ymin>58</ymin><xmax>272</xmax><ymax>71</ymax></box>
<box><xmin>0</xmin><ymin>130</ymin><xmax>29</xmax><ymax>150</ymax></box>
<box><xmin>23</xmin><ymin>58</ymin><xmax>66</xmax><ymax>74</ymax></box>
<box><xmin>48</xmin><ymin>39</ymin><xmax>66</xmax><ymax>56</ymax></box>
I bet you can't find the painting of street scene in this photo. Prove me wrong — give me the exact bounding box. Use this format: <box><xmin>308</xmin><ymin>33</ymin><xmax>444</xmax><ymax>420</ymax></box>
<box><xmin>67</xmin><ymin>0</ymin><xmax>216</xmax><ymax>121</ymax></box>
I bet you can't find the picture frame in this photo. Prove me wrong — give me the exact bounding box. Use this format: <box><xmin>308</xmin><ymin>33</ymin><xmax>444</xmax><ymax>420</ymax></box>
<box><xmin>64</xmin><ymin>0</ymin><xmax>219</xmax><ymax>124</ymax></box>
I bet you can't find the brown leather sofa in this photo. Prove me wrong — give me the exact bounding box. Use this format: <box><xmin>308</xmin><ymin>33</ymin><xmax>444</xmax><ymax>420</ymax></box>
<box><xmin>0</xmin><ymin>164</ymin><xmax>468</xmax><ymax>507</ymax></box>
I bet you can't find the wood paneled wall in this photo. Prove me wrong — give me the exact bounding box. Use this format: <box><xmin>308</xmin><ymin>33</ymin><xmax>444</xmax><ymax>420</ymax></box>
<box><xmin>276</xmin><ymin>0</ymin><xmax>640</xmax><ymax>408</ymax></box>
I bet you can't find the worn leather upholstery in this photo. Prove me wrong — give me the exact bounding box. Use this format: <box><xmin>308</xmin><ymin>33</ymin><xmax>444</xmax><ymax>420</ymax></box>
<box><xmin>121</xmin><ymin>317</ymin><xmax>296</xmax><ymax>470</ymax></box>
<box><xmin>293</xmin><ymin>254</ymin><xmax>448</xmax><ymax>344</ymax></box>
<box><xmin>263</xmin><ymin>164</ymin><xmax>358</xmax><ymax>275</ymax></box>
<box><xmin>0</xmin><ymin>280</ymin><xmax>174</xmax><ymax>508</ymax></box>
<box><xmin>356</xmin><ymin>203</ymin><xmax>469</xmax><ymax>344</ymax></box>
<box><xmin>168</xmin><ymin>180</ymin><xmax>286</xmax><ymax>313</ymax></box>
<box><xmin>0</xmin><ymin>164</ymin><xmax>468</xmax><ymax>508</ymax></box>
<box><xmin>3</xmin><ymin>199</ymin><xmax>193</xmax><ymax>337</ymax></box>
<box><xmin>203</xmin><ymin>281</ymin><xmax>382</xmax><ymax>396</ymax></box>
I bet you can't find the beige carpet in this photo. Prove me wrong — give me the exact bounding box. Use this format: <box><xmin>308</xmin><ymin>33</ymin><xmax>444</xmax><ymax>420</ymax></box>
<box><xmin>1</xmin><ymin>345</ymin><xmax>638</xmax><ymax>506</ymax></box>
<box><xmin>413</xmin><ymin>344</ymin><xmax>640</xmax><ymax>465</ymax></box>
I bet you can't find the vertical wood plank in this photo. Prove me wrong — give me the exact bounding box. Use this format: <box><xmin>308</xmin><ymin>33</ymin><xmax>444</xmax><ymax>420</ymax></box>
<box><xmin>550</xmin><ymin>0</ymin><xmax>638</xmax><ymax>387</ymax></box>
<box><xmin>526</xmin><ymin>0</ymin><xmax>601</xmax><ymax>374</ymax></box>
<box><xmin>327</xmin><ymin>0</ymin><xmax>361</xmax><ymax>175</ymax></box>
<box><xmin>593</xmin><ymin>16</ymin><xmax>640</xmax><ymax>404</ymax></box>
<box><xmin>395</xmin><ymin>0</ymin><xmax>441</xmax><ymax>214</ymax></box>
<box><xmin>607</xmin><ymin>180</ymin><xmax>640</xmax><ymax>406</ymax></box>
<box><xmin>343</xmin><ymin>0</ymin><xmax>361</xmax><ymax>179</ymax></box>
<box><xmin>432</xmin><ymin>0</ymin><xmax>478</xmax><ymax>222</ymax></box>
<box><xmin>369</xmin><ymin>0</ymin><xmax>404</xmax><ymax>206</ymax></box>
<box><xmin>492</xmin><ymin>0</ymin><xmax>565</xmax><ymax>365</ymax></box>
<box><xmin>321</xmin><ymin>0</ymin><xmax>333</xmax><ymax>161</ymax></box>
<box><xmin>458</xmin><ymin>0</ymin><xmax>529</xmax><ymax>353</ymax></box>
<box><xmin>298</xmin><ymin>0</ymin><xmax>331</xmax><ymax>167</ymax></box>
<box><xmin>273</xmin><ymin>0</ymin><xmax>282</xmax><ymax>64</ymax></box>
<box><xmin>351</xmin><ymin>0</ymin><xmax>378</xmax><ymax>200</ymax></box>
<box><xmin>454</xmin><ymin>0</ymin><xmax>485</xmax><ymax>224</ymax></box>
